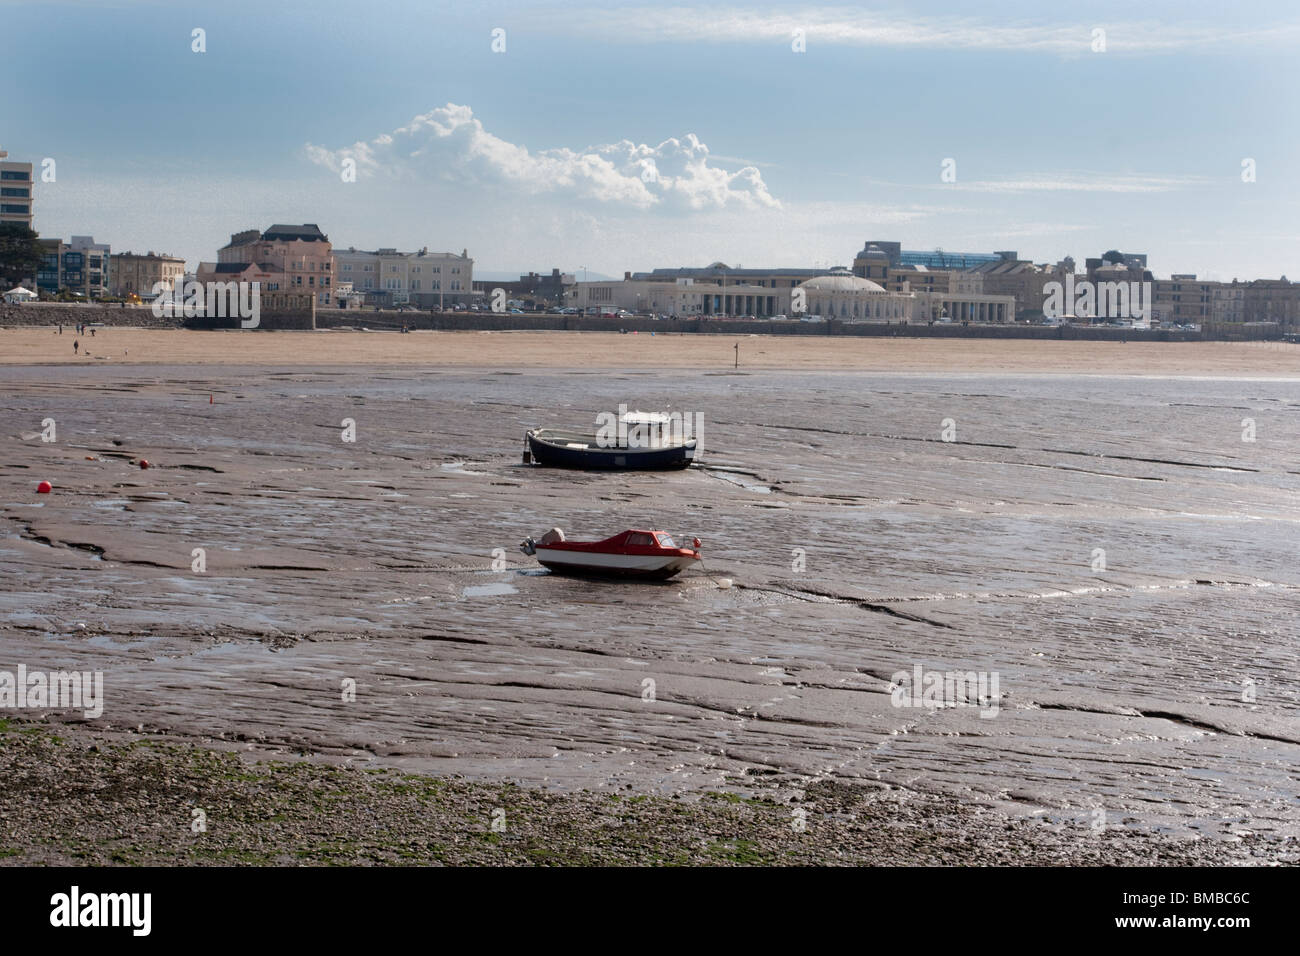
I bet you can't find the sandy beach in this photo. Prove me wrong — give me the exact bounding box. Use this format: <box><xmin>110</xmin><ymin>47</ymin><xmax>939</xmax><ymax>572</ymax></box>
<box><xmin>1</xmin><ymin>326</ymin><xmax>1297</xmax><ymax>376</ymax></box>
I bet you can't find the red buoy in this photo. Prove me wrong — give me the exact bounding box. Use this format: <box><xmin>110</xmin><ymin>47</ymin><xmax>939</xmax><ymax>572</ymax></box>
<box><xmin>139</xmin><ymin>459</ymin><xmax>150</xmax><ymax>470</ymax></box>
<box><xmin>36</xmin><ymin>481</ymin><xmax>52</xmax><ymax>494</ymax></box>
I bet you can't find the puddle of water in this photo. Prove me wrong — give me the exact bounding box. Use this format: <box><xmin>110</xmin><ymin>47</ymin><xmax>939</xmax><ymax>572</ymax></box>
<box><xmin>441</xmin><ymin>462</ymin><xmax>489</xmax><ymax>476</ymax></box>
<box><xmin>462</xmin><ymin>582</ymin><xmax>518</xmax><ymax>598</ymax></box>
<box><xmin>710</xmin><ymin>471</ymin><xmax>772</xmax><ymax>494</ymax></box>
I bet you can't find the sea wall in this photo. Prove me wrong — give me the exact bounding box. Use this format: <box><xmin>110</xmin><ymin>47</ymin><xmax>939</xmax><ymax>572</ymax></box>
<box><xmin>0</xmin><ymin>304</ymin><xmax>180</xmax><ymax>329</ymax></box>
<box><xmin>0</xmin><ymin>303</ymin><xmax>312</xmax><ymax>330</ymax></box>
<box><xmin>315</xmin><ymin>310</ymin><xmax>1234</xmax><ymax>342</ymax></box>
<box><xmin>0</xmin><ymin>302</ymin><xmax>1283</xmax><ymax>341</ymax></box>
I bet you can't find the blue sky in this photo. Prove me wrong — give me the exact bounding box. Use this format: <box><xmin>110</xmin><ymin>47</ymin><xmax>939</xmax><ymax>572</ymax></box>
<box><xmin>4</xmin><ymin>0</ymin><xmax>1298</xmax><ymax>279</ymax></box>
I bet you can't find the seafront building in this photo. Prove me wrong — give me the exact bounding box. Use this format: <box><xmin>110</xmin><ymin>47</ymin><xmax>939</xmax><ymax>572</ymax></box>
<box><xmin>109</xmin><ymin>251</ymin><xmax>186</xmax><ymax>298</ymax></box>
<box><xmin>472</xmin><ymin>268</ymin><xmax>574</xmax><ymax>310</ymax></box>
<box><xmin>0</xmin><ymin>148</ymin><xmax>34</xmax><ymax>228</ymax></box>
<box><xmin>1243</xmin><ymin>278</ymin><xmax>1300</xmax><ymax>330</ymax></box>
<box><xmin>204</xmin><ymin>223</ymin><xmax>334</xmax><ymax>307</ymax></box>
<box><xmin>575</xmin><ymin>249</ymin><xmax>1014</xmax><ymax>323</ymax></box>
<box><xmin>1152</xmin><ymin>275</ymin><xmax>1213</xmax><ymax>326</ymax></box>
<box><xmin>34</xmin><ymin>235</ymin><xmax>111</xmax><ymax>298</ymax></box>
<box><xmin>334</xmin><ymin>247</ymin><xmax>473</xmax><ymax>308</ymax></box>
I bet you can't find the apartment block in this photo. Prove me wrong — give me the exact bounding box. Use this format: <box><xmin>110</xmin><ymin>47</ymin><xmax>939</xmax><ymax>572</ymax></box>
<box><xmin>215</xmin><ymin>223</ymin><xmax>334</xmax><ymax>306</ymax></box>
<box><xmin>1152</xmin><ymin>274</ymin><xmax>1213</xmax><ymax>326</ymax></box>
<box><xmin>34</xmin><ymin>236</ymin><xmax>110</xmax><ymax>297</ymax></box>
<box><xmin>110</xmin><ymin>251</ymin><xmax>186</xmax><ymax>298</ymax></box>
<box><xmin>0</xmin><ymin>148</ymin><xmax>34</xmax><ymax>228</ymax></box>
<box><xmin>335</xmin><ymin>247</ymin><xmax>473</xmax><ymax>307</ymax></box>
<box><xmin>1243</xmin><ymin>278</ymin><xmax>1300</xmax><ymax>331</ymax></box>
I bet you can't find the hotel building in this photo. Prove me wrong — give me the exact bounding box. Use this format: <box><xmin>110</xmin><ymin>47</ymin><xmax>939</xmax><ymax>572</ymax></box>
<box><xmin>0</xmin><ymin>148</ymin><xmax>34</xmax><ymax>228</ymax></box>
<box><xmin>110</xmin><ymin>251</ymin><xmax>186</xmax><ymax>298</ymax></box>
<box><xmin>208</xmin><ymin>223</ymin><xmax>334</xmax><ymax>307</ymax></box>
<box><xmin>334</xmin><ymin>247</ymin><xmax>473</xmax><ymax>308</ymax></box>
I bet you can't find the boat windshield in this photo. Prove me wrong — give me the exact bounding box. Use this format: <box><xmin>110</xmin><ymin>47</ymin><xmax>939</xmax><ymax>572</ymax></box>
<box><xmin>655</xmin><ymin>533</ymin><xmax>676</xmax><ymax>548</ymax></box>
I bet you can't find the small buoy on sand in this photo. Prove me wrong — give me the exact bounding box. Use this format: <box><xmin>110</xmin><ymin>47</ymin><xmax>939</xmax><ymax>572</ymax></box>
<box><xmin>36</xmin><ymin>481</ymin><xmax>52</xmax><ymax>494</ymax></box>
<box><xmin>716</xmin><ymin>577</ymin><xmax>733</xmax><ymax>589</ymax></box>
<box><xmin>139</xmin><ymin>459</ymin><xmax>150</xmax><ymax>469</ymax></box>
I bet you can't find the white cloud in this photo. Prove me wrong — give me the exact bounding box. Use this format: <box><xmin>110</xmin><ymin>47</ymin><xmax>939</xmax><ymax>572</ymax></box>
<box><xmin>306</xmin><ymin>104</ymin><xmax>780</xmax><ymax>211</ymax></box>
<box><xmin>861</xmin><ymin>172</ymin><xmax>1209</xmax><ymax>194</ymax></box>
<box><xmin>943</xmin><ymin>173</ymin><xmax>1210</xmax><ymax>194</ymax></box>
<box><xmin>542</xmin><ymin>6</ymin><xmax>1300</xmax><ymax>54</ymax></box>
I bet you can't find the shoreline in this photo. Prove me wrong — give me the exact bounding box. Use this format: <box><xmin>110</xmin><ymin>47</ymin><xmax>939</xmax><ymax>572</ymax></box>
<box><xmin>1</xmin><ymin>719</ymin><xmax>1286</xmax><ymax>866</ymax></box>
<box><xmin>2</xmin><ymin>327</ymin><xmax>1297</xmax><ymax>376</ymax></box>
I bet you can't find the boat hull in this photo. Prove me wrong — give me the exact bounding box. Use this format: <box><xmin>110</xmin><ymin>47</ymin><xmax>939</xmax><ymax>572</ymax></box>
<box><xmin>526</xmin><ymin>430</ymin><xmax>696</xmax><ymax>471</ymax></box>
<box><xmin>532</xmin><ymin>547</ymin><xmax>700</xmax><ymax>580</ymax></box>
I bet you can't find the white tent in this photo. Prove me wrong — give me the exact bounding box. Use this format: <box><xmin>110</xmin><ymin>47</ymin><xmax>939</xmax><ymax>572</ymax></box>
<box><xmin>3</xmin><ymin>287</ymin><xmax>38</xmax><ymax>304</ymax></box>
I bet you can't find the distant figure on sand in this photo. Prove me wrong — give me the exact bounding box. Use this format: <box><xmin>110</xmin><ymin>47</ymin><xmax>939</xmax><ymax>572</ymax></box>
<box><xmin>73</xmin><ymin>340</ymin><xmax>78</xmax><ymax>354</ymax></box>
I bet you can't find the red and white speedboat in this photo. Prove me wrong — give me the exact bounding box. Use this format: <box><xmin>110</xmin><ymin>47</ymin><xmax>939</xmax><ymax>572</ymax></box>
<box><xmin>519</xmin><ymin>528</ymin><xmax>702</xmax><ymax>580</ymax></box>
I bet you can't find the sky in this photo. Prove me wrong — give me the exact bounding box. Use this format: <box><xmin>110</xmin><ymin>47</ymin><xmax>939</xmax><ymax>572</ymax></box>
<box><xmin>3</xmin><ymin>0</ymin><xmax>1299</xmax><ymax>280</ymax></box>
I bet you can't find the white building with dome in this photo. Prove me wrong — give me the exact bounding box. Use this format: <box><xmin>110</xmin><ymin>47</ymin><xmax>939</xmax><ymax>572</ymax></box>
<box><xmin>569</xmin><ymin>260</ymin><xmax>1015</xmax><ymax>323</ymax></box>
<box><xmin>795</xmin><ymin>272</ymin><xmax>913</xmax><ymax>322</ymax></box>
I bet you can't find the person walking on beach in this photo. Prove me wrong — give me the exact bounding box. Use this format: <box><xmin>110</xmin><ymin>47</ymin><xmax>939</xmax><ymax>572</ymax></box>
<box><xmin>73</xmin><ymin>339</ymin><xmax>78</xmax><ymax>354</ymax></box>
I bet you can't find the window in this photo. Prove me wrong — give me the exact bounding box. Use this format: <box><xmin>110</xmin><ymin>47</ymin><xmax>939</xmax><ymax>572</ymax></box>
<box><xmin>0</xmin><ymin>187</ymin><xmax>30</xmax><ymax>197</ymax></box>
<box><xmin>0</xmin><ymin>171</ymin><xmax>30</xmax><ymax>181</ymax></box>
<box><xmin>627</xmin><ymin>533</ymin><xmax>655</xmax><ymax>547</ymax></box>
<box><xmin>655</xmin><ymin>533</ymin><xmax>676</xmax><ymax>548</ymax></box>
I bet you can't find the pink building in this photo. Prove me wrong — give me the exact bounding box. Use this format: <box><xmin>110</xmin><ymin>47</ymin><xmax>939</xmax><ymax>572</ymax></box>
<box><xmin>212</xmin><ymin>223</ymin><xmax>333</xmax><ymax>306</ymax></box>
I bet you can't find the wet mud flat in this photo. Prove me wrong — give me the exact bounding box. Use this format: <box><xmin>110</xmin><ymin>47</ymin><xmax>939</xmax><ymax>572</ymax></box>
<box><xmin>1</xmin><ymin>363</ymin><xmax>1298</xmax><ymax>861</ymax></box>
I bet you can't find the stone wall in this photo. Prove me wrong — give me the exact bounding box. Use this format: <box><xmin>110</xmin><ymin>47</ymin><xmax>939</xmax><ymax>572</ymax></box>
<box><xmin>0</xmin><ymin>304</ymin><xmax>181</xmax><ymax>329</ymax></box>
<box><xmin>314</xmin><ymin>309</ymin><xmax>1227</xmax><ymax>341</ymax></box>
<box><xmin>1</xmin><ymin>302</ymin><xmax>1281</xmax><ymax>342</ymax></box>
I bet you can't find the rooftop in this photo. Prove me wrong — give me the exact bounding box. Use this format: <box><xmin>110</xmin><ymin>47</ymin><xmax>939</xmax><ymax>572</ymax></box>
<box><xmin>262</xmin><ymin>223</ymin><xmax>329</xmax><ymax>243</ymax></box>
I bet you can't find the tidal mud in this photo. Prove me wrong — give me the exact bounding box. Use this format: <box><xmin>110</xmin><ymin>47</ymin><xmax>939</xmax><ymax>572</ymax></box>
<box><xmin>2</xmin><ymin>364</ymin><xmax>1297</xmax><ymax>853</ymax></box>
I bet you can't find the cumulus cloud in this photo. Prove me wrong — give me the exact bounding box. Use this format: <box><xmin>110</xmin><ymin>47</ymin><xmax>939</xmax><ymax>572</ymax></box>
<box><xmin>306</xmin><ymin>104</ymin><xmax>780</xmax><ymax>211</ymax></box>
